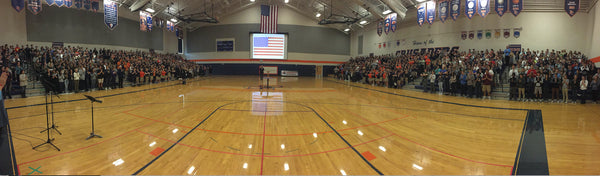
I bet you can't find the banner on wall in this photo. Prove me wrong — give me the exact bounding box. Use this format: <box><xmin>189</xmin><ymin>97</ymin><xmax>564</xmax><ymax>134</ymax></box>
<box><xmin>495</xmin><ymin>0</ymin><xmax>507</xmax><ymax>17</ymax></box>
<box><xmin>139</xmin><ymin>11</ymin><xmax>152</xmax><ymax>31</ymax></box>
<box><xmin>377</xmin><ymin>20</ymin><xmax>383</xmax><ymax>36</ymax></box>
<box><xmin>461</xmin><ymin>31</ymin><xmax>467</xmax><ymax>40</ymax></box>
<box><xmin>450</xmin><ymin>0</ymin><xmax>460</xmax><ymax>21</ymax></box>
<box><xmin>27</xmin><ymin>0</ymin><xmax>42</xmax><ymax>14</ymax></box>
<box><xmin>389</xmin><ymin>13</ymin><xmax>397</xmax><ymax>32</ymax></box>
<box><xmin>504</xmin><ymin>29</ymin><xmax>510</xmax><ymax>38</ymax></box>
<box><xmin>469</xmin><ymin>31</ymin><xmax>475</xmax><ymax>39</ymax></box>
<box><xmin>55</xmin><ymin>0</ymin><xmax>63</xmax><ymax>6</ymax></box>
<box><xmin>384</xmin><ymin>15</ymin><xmax>390</xmax><ymax>35</ymax></box>
<box><xmin>485</xmin><ymin>30</ymin><xmax>492</xmax><ymax>39</ymax></box>
<box><xmin>565</xmin><ymin>0</ymin><xmax>579</xmax><ymax>17</ymax></box>
<box><xmin>465</xmin><ymin>0</ymin><xmax>476</xmax><ymax>19</ymax></box>
<box><xmin>91</xmin><ymin>0</ymin><xmax>99</xmax><ymax>12</ymax></box>
<box><xmin>83</xmin><ymin>0</ymin><xmax>90</xmax><ymax>10</ymax></box>
<box><xmin>439</xmin><ymin>0</ymin><xmax>449</xmax><ymax>23</ymax></box>
<box><xmin>510</xmin><ymin>0</ymin><xmax>522</xmax><ymax>16</ymax></box>
<box><xmin>495</xmin><ymin>29</ymin><xmax>501</xmax><ymax>38</ymax></box>
<box><xmin>383</xmin><ymin>43</ymin><xmax>387</xmax><ymax>48</ymax></box>
<box><xmin>513</xmin><ymin>28</ymin><xmax>521</xmax><ymax>38</ymax></box>
<box><xmin>478</xmin><ymin>0</ymin><xmax>490</xmax><ymax>17</ymax></box>
<box><xmin>74</xmin><ymin>0</ymin><xmax>81</xmax><ymax>8</ymax></box>
<box><xmin>103</xmin><ymin>0</ymin><xmax>118</xmax><ymax>30</ymax></box>
<box><xmin>477</xmin><ymin>30</ymin><xmax>483</xmax><ymax>39</ymax></box>
<box><xmin>65</xmin><ymin>0</ymin><xmax>72</xmax><ymax>8</ymax></box>
<box><xmin>167</xmin><ymin>21</ymin><xmax>175</xmax><ymax>32</ymax></box>
<box><xmin>46</xmin><ymin>0</ymin><xmax>54</xmax><ymax>6</ymax></box>
<box><xmin>426</xmin><ymin>1</ymin><xmax>436</xmax><ymax>24</ymax></box>
<box><xmin>417</xmin><ymin>3</ymin><xmax>426</xmax><ymax>27</ymax></box>
<box><xmin>12</xmin><ymin>0</ymin><xmax>25</xmax><ymax>12</ymax></box>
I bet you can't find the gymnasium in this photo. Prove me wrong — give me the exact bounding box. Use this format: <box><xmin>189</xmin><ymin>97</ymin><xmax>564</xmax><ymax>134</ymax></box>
<box><xmin>1</xmin><ymin>0</ymin><xmax>599</xmax><ymax>175</ymax></box>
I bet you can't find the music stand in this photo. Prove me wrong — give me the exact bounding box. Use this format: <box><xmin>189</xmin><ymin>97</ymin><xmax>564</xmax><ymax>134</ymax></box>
<box><xmin>33</xmin><ymin>73</ymin><xmax>61</xmax><ymax>151</ymax></box>
<box><xmin>84</xmin><ymin>95</ymin><xmax>103</xmax><ymax>140</ymax></box>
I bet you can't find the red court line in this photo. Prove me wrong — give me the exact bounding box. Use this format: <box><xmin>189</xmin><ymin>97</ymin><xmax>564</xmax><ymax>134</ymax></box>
<box><xmin>134</xmin><ymin>129</ymin><xmax>393</xmax><ymax>158</ymax></box>
<box><xmin>18</xmin><ymin>122</ymin><xmax>156</xmax><ymax>166</ymax></box>
<box><xmin>123</xmin><ymin>111</ymin><xmax>408</xmax><ymax>137</ymax></box>
<box><xmin>259</xmin><ymin>103</ymin><xmax>268</xmax><ymax>175</ymax></box>
<box><xmin>344</xmin><ymin>109</ymin><xmax>512</xmax><ymax>168</ymax></box>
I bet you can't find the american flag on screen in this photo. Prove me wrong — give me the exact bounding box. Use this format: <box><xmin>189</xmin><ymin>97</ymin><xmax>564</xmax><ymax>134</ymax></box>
<box><xmin>260</xmin><ymin>5</ymin><xmax>278</xmax><ymax>33</ymax></box>
<box><xmin>253</xmin><ymin>36</ymin><xmax>284</xmax><ymax>56</ymax></box>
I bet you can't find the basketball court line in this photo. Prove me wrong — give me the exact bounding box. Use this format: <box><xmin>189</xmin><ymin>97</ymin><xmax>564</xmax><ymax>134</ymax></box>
<box><xmin>6</xmin><ymin>77</ymin><xmax>216</xmax><ymax>110</ymax></box>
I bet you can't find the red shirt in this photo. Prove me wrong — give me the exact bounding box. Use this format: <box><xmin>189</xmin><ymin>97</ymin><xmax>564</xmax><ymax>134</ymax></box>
<box><xmin>140</xmin><ymin>71</ymin><xmax>145</xmax><ymax>77</ymax></box>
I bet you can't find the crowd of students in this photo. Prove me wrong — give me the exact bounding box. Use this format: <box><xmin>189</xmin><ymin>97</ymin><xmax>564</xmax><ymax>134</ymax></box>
<box><xmin>336</xmin><ymin>47</ymin><xmax>599</xmax><ymax>104</ymax></box>
<box><xmin>0</xmin><ymin>44</ymin><xmax>211</xmax><ymax>99</ymax></box>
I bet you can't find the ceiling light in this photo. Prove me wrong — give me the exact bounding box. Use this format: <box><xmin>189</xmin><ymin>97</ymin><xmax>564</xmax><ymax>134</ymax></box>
<box><xmin>359</xmin><ymin>20</ymin><xmax>367</xmax><ymax>25</ymax></box>
<box><xmin>171</xmin><ymin>18</ymin><xmax>178</xmax><ymax>22</ymax></box>
<box><xmin>416</xmin><ymin>0</ymin><xmax>425</xmax><ymax>2</ymax></box>
<box><xmin>382</xmin><ymin>9</ymin><xmax>392</xmax><ymax>15</ymax></box>
<box><xmin>344</xmin><ymin>28</ymin><xmax>350</xmax><ymax>32</ymax></box>
<box><xmin>316</xmin><ymin>13</ymin><xmax>321</xmax><ymax>17</ymax></box>
<box><xmin>284</xmin><ymin>0</ymin><xmax>289</xmax><ymax>3</ymax></box>
<box><xmin>250</xmin><ymin>0</ymin><xmax>255</xmax><ymax>2</ymax></box>
<box><xmin>145</xmin><ymin>8</ymin><xmax>155</xmax><ymax>13</ymax></box>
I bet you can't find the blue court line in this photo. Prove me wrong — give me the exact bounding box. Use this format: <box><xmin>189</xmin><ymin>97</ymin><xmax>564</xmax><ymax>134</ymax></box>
<box><xmin>325</xmin><ymin>79</ymin><xmax>534</xmax><ymax>111</ymax></box>
<box><xmin>511</xmin><ymin>110</ymin><xmax>549</xmax><ymax>175</ymax></box>
<box><xmin>6</xmin><ymin>77</ymin><xmax>216</xmax><ymax>110</ymax></box>
<box><xmin>132</xmin><ymin>101</ymin><xmax>241</xmax><ymax>175</ymax></box>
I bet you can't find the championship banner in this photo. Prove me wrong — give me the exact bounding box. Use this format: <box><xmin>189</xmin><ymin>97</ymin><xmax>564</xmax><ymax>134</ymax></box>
<box><xmin>83</xmin><ymin>0</ymin><xmax>90</xmax><ymax>10</ymax></box>
<box><xmin>55</xmin><ymin>0</ymin><xmax>63</xmax><ymax>6</ymax></box>
<box><xmin>450</xmin><ymin>0</ymin><xmax>460</xmax><ymax>21</ymax></box>
<box><xmin>477</xmin><ymin>30</ymin><xmax>483</xmax><ymax>39</ymax></box>
<box><xmin>478</xmin><ymin>0</ymin><xmax>490</xmax><ymax>17</ymax></box>
<box><xmin>140</xmin><ymin>11</ymin><xmax>149</xmax><ymax>31</ymax></box>
<box><xmin>439</xmin><ymin>0</ymin><xmax>449</xmax><ymax>23</ymax></box>
<box><xmin>494</xmin><ymin>29</ymin><xmax>501</xmax><ymax>38</ymax></box>
<box><xmin>167</xmin><ymin>21</ymin><xmax>175</xmax><ymax>32</ymax></box>
<box><xmin>417</xmin><ymin>3</ymin><xmax>426</xmax><ymax>27</ymax></box>
<box><xmin>65</xmin><ymin>0</ymin><xmax>72</xmax><ymax>8</ymax></box>
<box><xmin>11</xmin><ymin>0</ymin><xmax>25</xmax><ymax>12</ymax></box>
<box><xmin>389</xmin><ymin>13</ymin><xmax>397</xmax><ymax>32</ymax></box>
<box><xmin>377</xmin><ymin>20</ymin><xmax>383</xmax><ymax>36</ymax></box>
<box><xmin>495</xmin><ymin>0</ymin><xmax>507</xmax><ymax>17</ymax></box>
<box><xmin>465</xmin><ymin>0</ymin><xmax>476</xmax><ymax>19</ymax></box>
<box><xmin>461</xmin><ymin>31</ymin><xmax>467</xmax><ymax>40</ymax></box>
<box><xmin>384</xmin><ymin>15</ymin><xmax>390</xmax><ymax>35</ymax></box>
<box><xmin>146</xmin><ymin>11</ymin><xmax>153</xmax><ymax>31</ymax></box>
<box><xmin>426</xmin><ymin>1</ymin><xmax>436</xmax><ymax>24</ymax></box>
<box><xmin>46</xmin><ymin>0</ymin><xmax>54</xmax><ymax>6</ymax></box>
<box><xmin>103</xmin><ymin>0</ymin><xmax>118</xmax><ymax>30</ymax></box>
<box><xmin>510</xmin><ymin>0</ymin><xmax>522</xmax><ymax>17</ymax></box>
<box><xmin>503</xmin><ymin>29</ymin><xmax>510</xmax><ymax>38</ymax></box>
<box><xmin>485</xmin><ymin>29</ymin><xmax>492</xmax><ymax>39</ymax></box>
<box><xmin>91</xmin><ymin>0</ymin><xmax>99</xmax><ymax>12</ymax></box>
<box><xmin>565</xmin><ymin>0</ymin><xmax>579</xmax><ymax>17</ymax></box>
<box><xmin>74</xmin><ymin>0</ymin><xmax>81</xmax><ymax>8</ymax></box>
<box><xmin>469</xmin><ymin>31</ymin><xmax>475</xmax><ymax>39</ymax></box>
<box><xmin>27</xmin><ymin>0</ymin><xmax>42</xmax><ymax>14</ymax></box>
<box><xmin>513</xmin><ymin>28</ymin><xmax>521</xmax><ymax>38</ymax></box>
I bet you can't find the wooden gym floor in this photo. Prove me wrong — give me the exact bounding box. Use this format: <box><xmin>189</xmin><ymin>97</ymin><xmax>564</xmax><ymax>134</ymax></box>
<box><xmin>3</xmin><ymin>76</ymin><xmax>600</xmax><ymax>175</ymax></box>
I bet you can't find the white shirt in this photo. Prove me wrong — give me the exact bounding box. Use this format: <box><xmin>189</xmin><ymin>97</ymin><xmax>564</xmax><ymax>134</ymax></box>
<box><xmin>74</xmin><ymin>72</ymin><xmax>80</xmax><ymax>80</ymax></box>
<box><xmin>580</xmin><ymin>79</ymin><xmax>588</xmax><ymax>90</ymax></box>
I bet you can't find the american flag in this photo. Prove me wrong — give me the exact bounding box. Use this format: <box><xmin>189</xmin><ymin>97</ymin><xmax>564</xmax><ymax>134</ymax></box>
<box><xmin>260</xmin><ymin>5</ymin><xmax>278</xmax><ymax>33</ymax></box>
<box><xmin>253</xmin><ymin>34</ymin><xmax>285</xmax><ymax>58</ymax></box>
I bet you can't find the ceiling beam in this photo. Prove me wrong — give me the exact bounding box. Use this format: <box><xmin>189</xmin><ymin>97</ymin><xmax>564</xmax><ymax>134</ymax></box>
<box><xmin>379</xmin><ymin>0</ymin><xmax>407</xmax><ymax>19</ymax></box>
